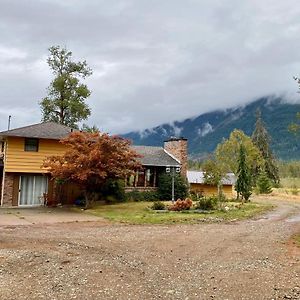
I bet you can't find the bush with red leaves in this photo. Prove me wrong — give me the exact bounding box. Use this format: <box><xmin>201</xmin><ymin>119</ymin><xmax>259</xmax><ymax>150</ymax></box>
<box><xmin>168</xmin><ymin>198</ymin><xmax>193</xmax><ymax>211</ymax></box>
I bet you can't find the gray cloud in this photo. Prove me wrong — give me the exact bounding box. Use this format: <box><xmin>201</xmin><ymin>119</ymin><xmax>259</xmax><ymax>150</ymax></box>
<box><xmin>1</xmin><ymin>0</ymin><xmax>300</xmax><ymax>133</ymax></box>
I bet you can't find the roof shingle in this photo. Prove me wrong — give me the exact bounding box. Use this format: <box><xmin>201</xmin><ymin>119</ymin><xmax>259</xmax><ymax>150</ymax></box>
<box><xmin>0</xmin><ymin>122</ymin><xmax>73</xmax><ymax>140</ymax></box>
<box><xmin>132</xmin><ymin>145</ymin><xmax>180</xmax><ymax>167</ymax></box>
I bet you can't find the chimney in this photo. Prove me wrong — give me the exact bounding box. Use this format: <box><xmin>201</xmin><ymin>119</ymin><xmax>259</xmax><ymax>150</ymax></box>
<box><xmin>164</xmin><ymin>137</ymin><xmax>188</xmax><ymax>178</ymax></box>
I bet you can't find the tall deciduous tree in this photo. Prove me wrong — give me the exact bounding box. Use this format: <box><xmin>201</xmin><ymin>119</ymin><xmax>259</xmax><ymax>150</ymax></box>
<box><xmin>215</xmin><ymin>129</ymin><xmax>264</xmax><ymax>177</ymax></box>
<box><xmin>40</xmin><ymin>46</ymin><xmax>92</xmax><ymax>128</ymax></box>
<box><xmin>202</xmin><ymin>158</ymin><xmax>227</xmax><ymax>201</ymax></box>
<box><xmin>43</xmin><ymin>131</ymin><xmax>141</xmax><ymax>207</ymax></box>
<box><xmin>252</xmin><ymin>109</ymin><xmax>279</xmax><ymax>184</ymax></box>
<box><xmin>235</xmin><ymin>144</ymin><xmax>252</xmax><ymax>202</ymax></box>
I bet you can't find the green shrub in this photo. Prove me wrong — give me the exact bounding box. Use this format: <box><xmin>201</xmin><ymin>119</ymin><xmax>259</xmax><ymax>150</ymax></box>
<box><xmin>190</xmin><ymin>191</ymin><xmax>204</xmax><ymax>201</ymax></box>
<box><xmin>101</xmin><ymin>179</ymin><xmax>125</xmax><ymax>203</ymax></box>
<box><xmin>151</xmin><ymin>201</ymin><xmax>166</xmax><ymax>210</ymax></box>
<box><xmin>168</xmin><ymin>198</ymin><xmax>193</xmax><ymax>211</ymax></box>
<box><xmin>125</xmin><ymin>191</ymin><xmax>160</xmax><ymax>202</ymax></box>
<box><xmin>273</xmin><ymin>182</ymin><xmax>282</xmax><ymax>188</ymax></box>
<box><xmin>157</xmin><ymin>174</ymin><xmax>188</xmax><ymax>200</ymax></box>
<box><xmin>124</xmin><ymin>190</ymin><xmax>139</xmax><ymax>201</ymax></box>
<box><xmin>218</xmin><ymin>191</ymin><xmax>227</xmax><ymax>202</ymax></box>
<box><xmin>195</xmin><ymin>196</ymin><xmax>218</xmax><ymax>210</ymax></box>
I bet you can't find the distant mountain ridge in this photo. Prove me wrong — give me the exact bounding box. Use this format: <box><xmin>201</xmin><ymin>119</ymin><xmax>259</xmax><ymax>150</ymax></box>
<box><xmin>122</xmin><ymin>97</ymin><xmax>300</xmax><ymax>160</ymax></box>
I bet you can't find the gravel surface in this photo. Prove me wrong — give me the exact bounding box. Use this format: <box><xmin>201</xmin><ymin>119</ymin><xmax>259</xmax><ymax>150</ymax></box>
<box><xmin>0</xmin><ymin>198</ymin><xmax>299</xmax><ymax>300</ymax></box>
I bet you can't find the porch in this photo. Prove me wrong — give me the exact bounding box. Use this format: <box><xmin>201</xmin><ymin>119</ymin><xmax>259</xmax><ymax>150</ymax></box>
<box><xmin>125</xmin><ymin>166</ymin><xmax>166</xmax><ymax>190</ymax></box>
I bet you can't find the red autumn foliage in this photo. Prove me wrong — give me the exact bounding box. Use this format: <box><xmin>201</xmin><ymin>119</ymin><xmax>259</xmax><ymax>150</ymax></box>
<box><xmin>168</xmin><ymin>198</ymin><xmax>193</xmax><ymax>211</ymax></box>
<box><xmin>43</xmin><ymin>131</ymin><xmax>141</xmax><ymax>205</ymax></box>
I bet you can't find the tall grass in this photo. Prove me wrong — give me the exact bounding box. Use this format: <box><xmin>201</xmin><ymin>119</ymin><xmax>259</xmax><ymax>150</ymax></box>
<box><xmin>280</xmin><ymin>178</ymin><xmax>300</xmax><ymax>189</ymax></box>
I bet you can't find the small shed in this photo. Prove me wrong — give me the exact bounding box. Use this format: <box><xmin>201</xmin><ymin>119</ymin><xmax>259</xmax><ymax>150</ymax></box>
<box><xmin>187</xmin><ymin>170</ymin><xmax>236</xmax><ymax>198</ymax></box>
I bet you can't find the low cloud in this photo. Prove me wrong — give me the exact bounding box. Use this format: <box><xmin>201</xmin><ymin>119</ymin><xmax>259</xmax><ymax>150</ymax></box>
<box><xmin>1</xmin><ymin>0</ymin><xmax>300</xmax><ymax>133</ymax></box>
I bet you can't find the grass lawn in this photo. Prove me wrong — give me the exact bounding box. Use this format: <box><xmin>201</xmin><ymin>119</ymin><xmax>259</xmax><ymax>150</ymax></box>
<box><xmin>84</xmin><ymin>201</ymin><xmax>273</xmax><ymax>225</ymax></box>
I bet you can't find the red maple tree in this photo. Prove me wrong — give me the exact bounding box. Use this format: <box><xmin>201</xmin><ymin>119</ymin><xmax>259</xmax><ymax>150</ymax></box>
<box><xmin>43</xmin><ymin>131</ymin><xmax>141</xmax><ymax>207</ymax></box>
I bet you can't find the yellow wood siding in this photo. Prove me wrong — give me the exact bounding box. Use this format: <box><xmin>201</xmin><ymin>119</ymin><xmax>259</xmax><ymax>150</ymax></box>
<box><xmin>5</xmin><ymin>137</ymin><xmax>66</xmax><ymax>173</ymax></box>
<box><xmin>190</xmin><ymin>183</ymin><xmax>233</xmax><ymax>198</ymax></box>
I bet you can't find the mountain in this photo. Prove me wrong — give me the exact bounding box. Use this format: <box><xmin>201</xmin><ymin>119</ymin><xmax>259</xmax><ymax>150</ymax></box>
<box><xmin>122</xmin><ymin>96</ymin><xmax>300</xmax><ymax>160</ymax></box>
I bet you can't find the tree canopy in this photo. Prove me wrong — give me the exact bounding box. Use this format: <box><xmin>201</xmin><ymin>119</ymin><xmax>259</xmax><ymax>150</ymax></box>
<box><xmin>43</xmin><ymin>131</ymin><xmax>141</xmax><ymax>207</ymax></box>
<box><xmin>252</xmin><ymin>109</ymin><xmax>279</xmax><ymax>184</ymax></box>
<box><xmin>215</xmin><ymin>129</ymin><xmax>264</xmax><ymax>176</ymax></box>
<box><xmin>202</xmin><ymin>158</ymin><xmax>227</xmax><ymax>200</ymax></box>
<box><xmin>40</xmin><ymin>46</ymin><xmax>92</xmax><ymax>128</ymax></box>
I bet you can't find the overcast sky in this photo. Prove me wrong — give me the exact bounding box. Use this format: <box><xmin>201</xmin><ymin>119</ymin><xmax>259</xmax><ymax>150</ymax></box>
<box><xmin>1</xmin><ymin>0</ymin><xmax>300</xmax><ymax>133</ymax></box>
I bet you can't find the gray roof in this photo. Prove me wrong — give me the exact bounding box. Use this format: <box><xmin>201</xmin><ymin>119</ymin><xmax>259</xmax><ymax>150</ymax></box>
<box><xmin>132</xmin><ymin>145</ymin><xmax>180</xmax><ymax>167</ymax></box>
<box><xmin>0</xmin><ymin>122</ymin><xmax>73</xmax><ymax>140</ymax></box>
<box><xmin>187</xmin><ymin>171</ymin><xmax>236</xmax><ymax>185</ymax></box>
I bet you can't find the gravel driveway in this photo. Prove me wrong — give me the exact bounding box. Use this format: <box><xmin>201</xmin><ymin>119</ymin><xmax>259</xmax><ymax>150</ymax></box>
<box><xmin>0</xmin><ymin>198</ymin><xmax>299</xmax><ymax>300</ymax></box>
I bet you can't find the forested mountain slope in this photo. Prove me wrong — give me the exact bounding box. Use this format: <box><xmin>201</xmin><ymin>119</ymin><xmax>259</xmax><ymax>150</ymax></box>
<box><xmin>123</xmin><ymin>97</ymin><xmax>300</xmax><ymax>160</ymax></box>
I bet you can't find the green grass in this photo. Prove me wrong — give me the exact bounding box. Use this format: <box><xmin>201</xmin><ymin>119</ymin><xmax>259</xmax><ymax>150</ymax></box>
<box><xmin>83</xmin><ymin>201</ymin><xmax>273</xmax><ymax>225</ymax></box>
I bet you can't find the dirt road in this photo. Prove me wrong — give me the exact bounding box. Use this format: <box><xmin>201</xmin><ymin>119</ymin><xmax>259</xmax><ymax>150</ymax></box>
<box><xmin>0</xmin><ymin>198</ymin><xmax>299</xmax><ymax>300</ymax></box>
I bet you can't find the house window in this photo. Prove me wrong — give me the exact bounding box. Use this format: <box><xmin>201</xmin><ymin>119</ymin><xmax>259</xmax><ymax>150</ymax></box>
<box><xmin>24</xmin><ymin>138</ymin><xmax>39</xmax><ymax>152</ymax></box>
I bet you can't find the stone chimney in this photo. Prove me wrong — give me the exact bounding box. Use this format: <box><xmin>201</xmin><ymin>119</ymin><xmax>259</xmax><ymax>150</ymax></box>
<box><xmin>164</xmin><ymin>137</ymin><xmax>188</xmax><ymax>178</ymax></box>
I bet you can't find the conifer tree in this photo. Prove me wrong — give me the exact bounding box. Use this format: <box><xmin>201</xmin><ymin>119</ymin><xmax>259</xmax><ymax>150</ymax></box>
<box><xmin>235</xmin><ymin>144</ymin><xmax>252</xmax><ymax>202</ymax></box>
<box><xmin>289</xmin><ymin>76</ymin><xmax>300</xmax><ymax>133</ymax></box>
<box><xmin>252</xmin><ymin>109</ymin><xmax>280</xmax><ymax>185</ymax></box>
<box><xmin>256</xmin><ymin>170</ymin><xmax>272</xmax><ymax>194</ymax></box>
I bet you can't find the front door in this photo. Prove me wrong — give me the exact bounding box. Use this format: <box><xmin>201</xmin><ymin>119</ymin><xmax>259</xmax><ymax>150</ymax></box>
<box><xmin>19</xmin><ymin>175</ymin><xmax>48</xmax><ymax>206</ymax></box>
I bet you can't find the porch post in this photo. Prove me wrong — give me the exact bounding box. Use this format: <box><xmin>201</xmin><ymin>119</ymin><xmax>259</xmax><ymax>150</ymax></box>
<box><xmin>153</xmin><ymin>168</ymin><xmax>157</xmax><ymax>187</ymax></box>
<box><xmin>134</xmin><ymin>171</ymin><xmax>138</xmax><ymax>187</ymax></box>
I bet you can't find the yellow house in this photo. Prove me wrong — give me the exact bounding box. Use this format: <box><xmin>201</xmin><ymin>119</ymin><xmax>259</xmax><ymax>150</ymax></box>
<box><xmin>0</xmin><ymin>122</ymin><xmax>79</xmax><ymax>207</ymax></box>
<box><xmin>0</xmin><ymin>122</ymin><xmax>189</xmax><ymax>207</ymax></box>
<box><xmin>187</xmin><ymin>170</ymin><xmax>236</xmax><ymax>198</ymax></box>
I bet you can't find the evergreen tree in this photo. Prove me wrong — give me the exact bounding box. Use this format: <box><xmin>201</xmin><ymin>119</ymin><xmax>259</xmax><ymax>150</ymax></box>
<box><xmin>40</xmin><ymin>46</ymin><xmax>92</xmax><ymax>129</ymax></box>
<box><xmin>157</xmin><ymin>174</ymin><xmax>188</xmax><ymax>201</ymax></box>
<box><xmin>256</xmin><ymin>170</ymin><xmax>272</xmax><ymax>194</ymax></box>
<box><xmin>235</xmin><ymin>144</ymin><xmax>252</xmax><ymax>202</ymax></box>
<box><xmin>289</xmin><ymin>76</ymin><xmax>300</xmax><ymax>133</ymax></box>
<box><xmin>252</xmin><ymin>109</ymin><xmax>280</xmax><ymax>185</ymax></box>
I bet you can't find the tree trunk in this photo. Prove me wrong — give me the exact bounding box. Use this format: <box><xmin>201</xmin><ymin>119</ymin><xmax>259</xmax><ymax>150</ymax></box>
<box><xmin>217</xmin><ymin>183</ymin><xmax>224</xmax><ymax>209</ymax></box>
<box><xmin>84</xmin><ymin>190</ymin><xmax>97</xmax><ymax>209</ymax></box>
